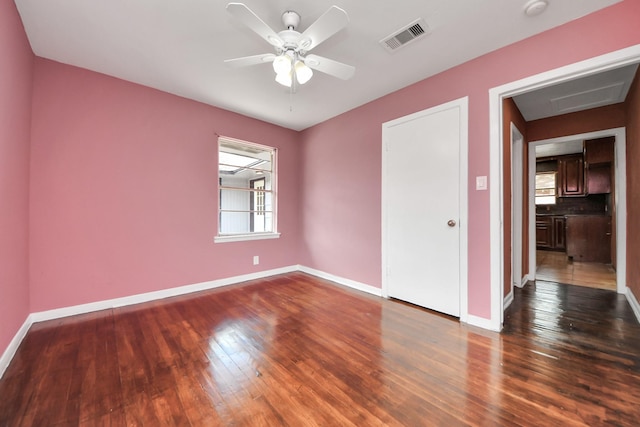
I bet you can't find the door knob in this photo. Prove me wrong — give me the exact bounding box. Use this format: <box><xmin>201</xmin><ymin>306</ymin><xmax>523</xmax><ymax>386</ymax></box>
<box><xmin>447</xmin><ymin>219</ymin><xmax>456</xmax><ymax>227</ymax></box>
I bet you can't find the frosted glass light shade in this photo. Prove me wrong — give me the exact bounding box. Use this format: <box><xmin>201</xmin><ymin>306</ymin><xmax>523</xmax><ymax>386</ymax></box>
<box><xmin>272</xmin><ymin>54</ymin><xmax>292</xmax><ymax>75</ymax></box>
<box><xmin>275</xmin><ymin>71</ymin><xmax>292</xmax><ymax>87</ymax></box>
<box><xmin>295</xmin><ymin>61</ymin><xmax>313</xmax><ymax>84</ymax></box>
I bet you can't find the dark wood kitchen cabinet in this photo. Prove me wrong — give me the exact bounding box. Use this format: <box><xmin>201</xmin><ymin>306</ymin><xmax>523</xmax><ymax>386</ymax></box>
<box><xmin>536</xmin><ymin>215</ymin><xmax>565</xmax><ymax>250</ymax></box>
<box><xmin>585</xmin><ymin>137</ymin><xmax>614</xmax><ymax>164</ymax></box>
<box><xmin>566</xmin><ymin>215</ymin><xmax>611</xmax><ymax>262</ymax></box>
<box><xmin>585</xmin><ymin>137</ymin><xmax>614</xmax><ymax>195</ymax></box>
<box><xmin>558</xmin><ymin>155</ymin><xmax>585</xmax><ymax>197</ymax></box>
<box><xmin>552</xmin><ymin>216</ymin><xmax>566</xmax><ymax>249</ymax></box>
<box><xmin>587</xmin><ymin>164</ymin><xmax>612</xmax><ymax>194</ymax></box>
<box><xmin>536</xmin><ymin>216</ymin><xmax>553</xmax><ymax>249</ymax></box>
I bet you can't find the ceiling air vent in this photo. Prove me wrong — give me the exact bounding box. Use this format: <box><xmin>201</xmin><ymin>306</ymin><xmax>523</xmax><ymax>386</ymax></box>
<box><xmin>380</xmin><ymin>18</ymin><xmax>429</xmax><ymax>53</ymax></box>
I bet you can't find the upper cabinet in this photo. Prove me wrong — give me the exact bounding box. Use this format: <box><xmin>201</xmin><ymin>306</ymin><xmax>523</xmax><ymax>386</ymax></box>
<box><xmin>585</xmin><ymin>136</ymin><xmax>614</xmax><ymax>164</ymax></box>
<box><xmin>538</xmin><ymin>137</ymin><xmax>614</xmax><ymax>199</ymax></box>
<box><xmin>585</xmin><ymin>137</ymin><xmax>614</xmax><ymax>195</ymax></box>
<box><xmin>558</xmin><ymin>154</ymin><xmax>585</xmax><ymax>197</ymax></box>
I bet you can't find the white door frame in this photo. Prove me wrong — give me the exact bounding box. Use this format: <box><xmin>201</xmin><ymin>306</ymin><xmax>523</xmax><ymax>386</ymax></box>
<box><xmin>381</xmin><ymin>96</ymin><xmax>469</xmax><ymax>323</ymax></box>
<box><xmin>527</xmin><ymin>128</ymin><xmax>627</xmax><ymax>294</ymax></box>
<box><xmin>504</xmin><ymin>124</ymin><xmax>524</xmax><ymax>314</ymax></box>
<box><xmin>510</xmin><ymin>124</ymin><xmax>525</xmax><ymax>298</ymax></box>
<box><xmin>489</xmin><ymin>44</ymin><xmax>640</xmax><ymax>332</ymax></box>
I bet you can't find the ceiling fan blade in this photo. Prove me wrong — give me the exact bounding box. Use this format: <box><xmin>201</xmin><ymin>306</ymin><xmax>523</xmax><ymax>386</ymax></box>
<box><xmin>298</xmin><ymin>6</ymin><xmax>349</xmax><ymax>51</ymax></box>
<box><xmin>305</xmin><ymin>54</ymin><xmax>355</xmax><ymax>80</ymax></box>
<box><xmin>224</xmin><ymin>53</ymin><xmax>276</xmax><ymax>68</ymax></box>
<box><xmin>226</xmin><ymin>3</ymin><xmax>284</xmax><ymax>48</ymax></box>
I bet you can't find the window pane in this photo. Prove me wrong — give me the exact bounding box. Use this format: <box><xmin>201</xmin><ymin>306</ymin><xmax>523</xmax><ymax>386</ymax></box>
<box><xmin>535</xmin><ymin>172</ymin><xmax>555</xmax><ymax>187</ymax></box>
<box><xmin>535</xmin><ymin>188</ymin><xmax>555</xmax><ymax>196</ymax></box>
<box><xmin>220</xmin><ymin>211</ymin><xmax>250</xmax><ymax>234</ymax></box>
<box><xmin>220</xmin><ymin>173</ymin><xmax>272</xmax><ymax>190</ymax></box>
<box><xmin>219</xmin><ymin>152</ymin><xmax>260</xmax><ymax>172</ymax></box>
<box><xmin>535</xmin><ymin>171</ymin><xmax>556</xmax><ymax>205</ymax></box>
<box><xmin>219</xmin><ymin>140</ymin><xmax>272</xmax><ymax>176</ymax></box>
<box><xmin>536</xmin><ymin>196</ymin><xmax>556</xmax><ymax>205</ymax></box>
<box><xmin>218</xmin><ymin>137</ymin><xmax>276</xmax><ymax>237</ymax></box>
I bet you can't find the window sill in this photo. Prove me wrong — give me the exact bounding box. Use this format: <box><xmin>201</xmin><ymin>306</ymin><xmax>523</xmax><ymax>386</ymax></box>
<box><xmin>214</xmin><ymin>232</ymin><xmax>281</xmax><ymax>244</ymax></box>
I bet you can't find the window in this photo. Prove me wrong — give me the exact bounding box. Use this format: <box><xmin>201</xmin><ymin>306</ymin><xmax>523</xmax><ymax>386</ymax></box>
<box><xmin>215</xmin><ymin>137</ymin><xmax>279</xmax><ymax>243</ymax></box>
<box><xmin>535</xmin><ymin>171</ymin><xmax>556</xmax><ymax>205</ymax></box>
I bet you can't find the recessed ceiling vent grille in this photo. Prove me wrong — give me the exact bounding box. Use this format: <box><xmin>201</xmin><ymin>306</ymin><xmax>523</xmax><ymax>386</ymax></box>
<box><xmin>380</xmin><ymin>19</ymin><xmax>429</xmax><ymax>53</ymax></box>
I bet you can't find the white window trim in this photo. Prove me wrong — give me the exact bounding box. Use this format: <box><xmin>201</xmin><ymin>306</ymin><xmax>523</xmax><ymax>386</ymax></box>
<box><xmin>216</xmin><ymin>136</ymin><xmax>278</xmax><ymax>243</ymax></box>
<box><xmin>214</xmin><ymin>232</ymin><xmax>281</xmax><ymax>244</ymax></box>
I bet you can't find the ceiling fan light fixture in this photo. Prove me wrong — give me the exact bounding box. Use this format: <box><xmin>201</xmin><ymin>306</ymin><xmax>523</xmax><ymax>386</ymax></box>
<box><xmin>275</xmin><ymin>70</ymin><xmax>292</xmax><ymax>87</ymax></box>
<box><xmin>273</xmin><ymin>53</ymin><xmax>292</xmax><ymax>75</ymax></box>
<box><xmin>226</xmin><ymin>3</ymin><xmax>355</xmax><ymax>89</ymax></box>
<box><xmin>295</xmin><ymin>60</ymin><xmax>313</xmax><ymax>84</ymax></box>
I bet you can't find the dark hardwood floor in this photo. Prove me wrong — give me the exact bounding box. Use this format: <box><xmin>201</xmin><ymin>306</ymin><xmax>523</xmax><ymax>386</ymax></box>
<box><xmin>1</xmin><ymin>273</ymin><xmax>639</xmax><ymax>426</ymax></box>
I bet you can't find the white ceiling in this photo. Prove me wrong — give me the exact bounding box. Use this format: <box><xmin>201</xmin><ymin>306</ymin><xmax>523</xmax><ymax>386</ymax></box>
<box><xmin>514</xmin><ymin>63</ymin><xmax>638</xmax><ymax>122</ymax></box>
<box><xmin>15</xmin><ymin>0</ymin><xmax>623</xmax><ymax>131</ymax></box>
<box><xmin>522</xmin><ymin>62</ymin><xmax>638</xmax><ymax>158</ymax></box>
<box><xmin>535</xmin><ymin>139</ymin><xmax>584</xmax><ymax>158</ymax></box>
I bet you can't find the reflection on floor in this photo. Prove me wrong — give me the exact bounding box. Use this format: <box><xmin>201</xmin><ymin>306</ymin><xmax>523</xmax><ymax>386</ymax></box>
<box><xmin>536</xmin><ymin>250</ymin><xmax>616</xmax><ymax>291</ymax></box>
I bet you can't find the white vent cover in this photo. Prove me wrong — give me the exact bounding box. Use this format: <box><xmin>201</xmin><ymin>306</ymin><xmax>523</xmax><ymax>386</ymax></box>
<box><xmin>380</xmin><ymin>19</ymin><xmax>429</xmax><ymax>52</ymax></box>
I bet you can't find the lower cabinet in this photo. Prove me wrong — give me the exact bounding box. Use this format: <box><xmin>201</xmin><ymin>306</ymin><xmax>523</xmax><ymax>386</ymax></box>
<box><xmin>565</xmin><ymin>215</ymin><xmax>611</xmax><ymax>262</ymax></box>
<box><xmin>552</xmin><ymin>216</ymin><xmax>566</xmax><ymax>250</ymax></box>
<box><xmin>536</xmin><ymin>215</ymin><xmax>566</xmax><ymax>250</ymax></box>
<box><xmin>536</xmin><ymin>216</ymin><xmax>553</xmax><ymax>248</ymax></box>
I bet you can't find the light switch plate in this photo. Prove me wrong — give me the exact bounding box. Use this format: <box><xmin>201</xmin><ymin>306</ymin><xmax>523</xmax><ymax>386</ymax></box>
<box><xmin>476</xmin><ymin>176</ymin><xmax>487</xmax><ymax>190</ymax></box>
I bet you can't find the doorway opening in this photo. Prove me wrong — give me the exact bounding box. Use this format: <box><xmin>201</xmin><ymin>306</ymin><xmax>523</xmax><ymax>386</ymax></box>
<box><xmin>529</xmin><ymin>132</ymin><xmax>622</xmax><ymax>292</ymax></box>
<box><xmin>526</xmin><ymin>128</ymin><xmax>626</xmax><ymax>296</ymax></box>
<box><xmin>489</xmin><ymin>44</ymin><xmax>640</xmax><ymax>331</ymax></box>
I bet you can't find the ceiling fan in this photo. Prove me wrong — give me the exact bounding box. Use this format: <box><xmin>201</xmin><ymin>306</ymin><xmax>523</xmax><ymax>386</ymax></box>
<box><xmin>224</xmin><ymin>3</ymin><xmax>355</xmax><ymax>89</ymax></box>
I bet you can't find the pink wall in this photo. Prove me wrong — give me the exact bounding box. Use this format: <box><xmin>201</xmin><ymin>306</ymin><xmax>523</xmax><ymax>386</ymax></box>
<box><xmin>29</xmin><ymin>59</ymin><xmax>300</xmax><ymax>312</ymax></box>
<box><xmin>299</xmin><ymin>1</ymin><xmax>640</xmax><ymax>319</ymax></box>
<box><xmin>0</xmin><ymin>0</ymin><xmax>33</xmax><ymax>354</ymax></box>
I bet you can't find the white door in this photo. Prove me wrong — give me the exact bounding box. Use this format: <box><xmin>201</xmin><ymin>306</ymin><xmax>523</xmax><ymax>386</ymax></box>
<box><xmin>383</xmin><ymin>99</ymin><xmax>466</xmax><ymax>317</ymax></box>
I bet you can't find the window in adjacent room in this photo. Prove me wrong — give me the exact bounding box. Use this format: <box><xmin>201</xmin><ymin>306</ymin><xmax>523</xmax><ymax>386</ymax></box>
<box><xmin>215</xmin><ymin>136</ymin><xmax>279</xmax><ymax>243</ymax></box>
<box><xmin>535</xmin><ymin>171</ymin><xmax>556</xmax><ymax>205</ymax></box>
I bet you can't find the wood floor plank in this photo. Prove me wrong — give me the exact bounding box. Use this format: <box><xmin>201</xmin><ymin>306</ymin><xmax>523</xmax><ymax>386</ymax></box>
<box><xmin>1</xmin><ymin>272</ymin><xmax>639</xmax><ymax>426</ymax></box>
<box><xmin>536</xmin><ymin>250</ymin><xmax>616</xmax><ymax>290</ymax></box>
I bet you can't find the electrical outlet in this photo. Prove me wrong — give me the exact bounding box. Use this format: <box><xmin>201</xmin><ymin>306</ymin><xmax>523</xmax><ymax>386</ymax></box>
<box><xmin>253</xmin><ymin>256</ymin><xmax>259</xmax><ymax>265</ymax></box>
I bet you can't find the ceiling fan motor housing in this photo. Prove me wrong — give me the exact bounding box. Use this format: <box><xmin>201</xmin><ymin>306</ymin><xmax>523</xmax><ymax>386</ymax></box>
<box><xmin>282</xmin><ymin>11</ymin><xmax>300</xmax><ymax>30</ymax></box>
<box><xmin>278</xmin><ymin>29</ymin><xmax>302</xmax><ymax>51</ymax></box>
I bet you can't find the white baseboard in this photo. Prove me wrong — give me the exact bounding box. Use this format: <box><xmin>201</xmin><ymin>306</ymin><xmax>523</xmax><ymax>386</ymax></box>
<box><xmin>504</xmin><ymin>291</ymin><xmax>514</xmax><ymax>309</ymax></box>
<box><xmin>30</xmin><ymin>265</ymin><xmax>298</xmax><ymax>324</ymax></box>
<box><xmin>0</xmin><ymin>314</ymin><xmax>34</xmax><ymax>379</ymax></box>
<box><xmin>298</xmin><ymin>265</ymin><xmax>383</xmax><ymax>297</ymax></box>
<box><xmin>2</xmin><ymin>266</ymin><xmax>300</xmax><ymax>380</ymax></box>
<box><xmin>626</xmin><ymin>287</ymin><xmax>640</xmax><ymax>324</ymax></box>
<box><xmin>2</xmin><ymin>264</ymin><xmax>470</xmax><ymax>380</ymax></box>
<box><xmin>466</xmin><ymin>314</ymin><xmax>501</xmax><ymax>332</ymax></box>
<box><xmin>517</xmin><ymin>274</ymin><xmax>531</xmax><ymax>288</ymax></box>
<box><xmin>298</xmin><ymin>267</ymin><xmax>501</xmax><ymax>328</ymax></box>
